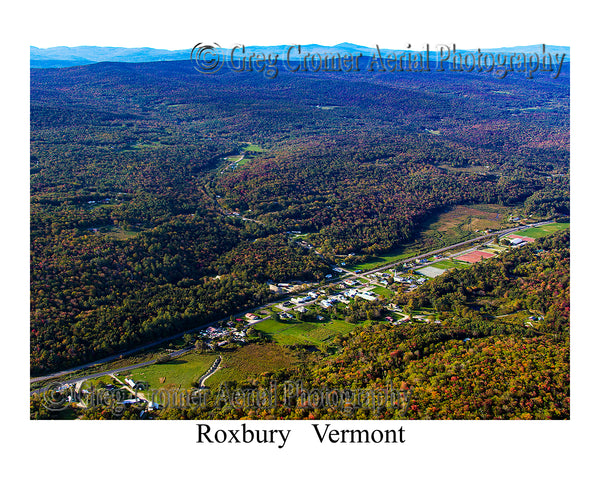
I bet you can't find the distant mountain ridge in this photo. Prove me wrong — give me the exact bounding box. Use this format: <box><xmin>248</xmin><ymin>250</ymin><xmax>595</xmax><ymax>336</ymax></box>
<box><xmin>31</xmin><ymin>44</ymin><xmax>570</xmax><ymax>69</ymax></box>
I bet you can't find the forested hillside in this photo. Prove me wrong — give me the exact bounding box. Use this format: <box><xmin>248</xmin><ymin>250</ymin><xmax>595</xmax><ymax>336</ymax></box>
<box><xmin>30</xmin><ymin>59</ymin><xmax>569</xmax><ymax>374</ymax></box>
<box><xmin>150</xmin><ymin>231</ymin><xmax>569</xmax><ymax>420</ymax></box>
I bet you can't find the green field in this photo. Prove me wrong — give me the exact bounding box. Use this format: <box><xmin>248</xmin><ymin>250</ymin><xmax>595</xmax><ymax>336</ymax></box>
<box><xmin>482</xmin><ymin>244</ymin><xmax>508</xmax><ymax>253</ymax></box>
<box><xmin>81</xmin><ymin>375</ymin><xmax>118</xmax><ymax>390</ymax></box>
<box><xmin>352</xmin><ymin>250</ymin><xmax>415</xmax><ymax>271</ymax></box>
<box><xmin>204</xmin><ymin>343</ymin><xmax>299</xmax><ymax>388</ymax></box>
<box><xmin>104</xmin><ymin>226</ymin><xmax>141</xmax><ymax>240</ymax></box>
<box><xmin>119</xmin><ymin>352</ymin><xmax>218</xmax><ymax>390</ymax></box>
<box><xmin>351</xmin><ymin>203</ymin><xmax>511</xmax><ymax>271</ymax></box>
<box><xmin>432</xmin><ymin>259</ymin><xmax>471</xmax><ymax>270</ymax></box>
<box><xmin>518</xmin><ymin>222</ymin><xmax>569</xmax><ymax>239</ymax></box>
<box><xmin>242</xmin><ymin>143</ymin><xmax>265</xmax><ymax>153</ymax></box>
<box><xmin>371</xmin><ymin>286</ymin><xmax>394</xmax><ymax>298</ymax></box>
<box><xmin>254</xmin><ymin>317</ymin><xmax>357</xmax><ymax>346</ymax></box>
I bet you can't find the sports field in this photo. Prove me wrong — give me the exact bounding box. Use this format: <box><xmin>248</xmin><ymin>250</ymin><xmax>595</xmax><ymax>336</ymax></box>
<box><xmin>518</xmin><ymin>222</ymin><xmax>569</xmax><ymax>239</ymax></box>
<box><xmin>431</xmin><ymin>259</ymin><xmax>471</xmax><ymax>270</ymax></box>
<box><xmin>417</xmin><ymin>266</ymin><xmax>446</xmax><ymax>278</ymax></box>
<box><xmin>456</xmin><ymin>250</ymin><xmax>496</xmax><ymax>263</ymax></box>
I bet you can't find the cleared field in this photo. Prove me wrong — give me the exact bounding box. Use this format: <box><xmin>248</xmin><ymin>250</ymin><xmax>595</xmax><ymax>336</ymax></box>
<box><xmin>119</xmin><ymin>352</ymin><xmax>218</xmax><ymax>390</ymax></box>
<box><xmin>254</xmin><ymin>317</ymin><xmax>356</xmax><ymax>346</ymax></box>
<box><xmin>353</xmin><ymin>203</ymin><xmax>511</xmax><ymax>270</ymax></box>
<box><xmin>371</xmin><ymin>286</ymin><xmax>394</xmax><ymax>298</ymax></box>
<box><xmin>428</xmin><ymin>204</ymin><xmax>508</xmax><ymax>235</ymax></box>
<box><xmin>432</xmin><ymin>259</ymin><xmax>470</xmax><ymax>270</ymax></box>
<box><xmin>439</xmin><ymin>164</ymin><xmax>490</xmax><ymax>173</ymax></box>
<box><xmin>204</xmin><ymin>343</ymin><xmax>299</xmax><ymax>387</ymax></box>
<box><xmin>482</xmin><ymin>244</ymin><xmax>507</xmax><ymax>253</ymax></box>
<box><xmin>353</xmin><ymin>250</ymin><xmax>414</xmax><ymax>271</ymax></box>
<box><xmin>242</xmin><ymin>143</ymin><xmax>265</xmax><ymax>152</ymax></box>
<box><xmin>104</xmin><ymin>226</ymin><xmax>141</xmax><ymax>240</ymax></box>
<box><xmin>518</xmin><ymin>222</ymin><xmax>569</xmax><ymax>238</ymax></box>
<box><xmin>255</xmin><ymin>318</ymin><xmax>294</xmax><ymax>334</ymax></box>
<box><xmin>81</xmin><ymin>375</ymin><xmax>117</xmax><ymax>390</ymax></box>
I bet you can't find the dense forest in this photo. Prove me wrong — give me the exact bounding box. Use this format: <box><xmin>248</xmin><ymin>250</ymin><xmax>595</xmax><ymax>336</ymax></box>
<box><xmin>30</xmin><ymin>59</ymin><xmax>569</xmax><ymax>374</ymax></box>
<box><xmin>41</xmin><ymin>231</ymin><xmax>569</xmax><ymax>420</ymax></box>
<box><xmin>145</xmin><ymin>231</ymin><xmax>569</xmax><ymax>420</ymax></box>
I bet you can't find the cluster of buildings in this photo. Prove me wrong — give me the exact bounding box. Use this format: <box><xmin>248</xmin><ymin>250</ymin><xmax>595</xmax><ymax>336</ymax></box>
<box><xmin>286</xmin><ymin>286</ymin><xmax>382</xmax><ymax>312</ymax></box>
<box><xmin>199</xmin><ymin>323</ymin><xmax>248</xmax><ymax>348</ymax></box>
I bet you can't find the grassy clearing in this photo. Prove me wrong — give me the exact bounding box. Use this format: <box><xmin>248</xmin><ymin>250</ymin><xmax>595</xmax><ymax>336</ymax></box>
<box><xmin>351</xmin><ymin>204</ymin><xmax>510</xmax><ymax>271</ymax></box>
<box><xmin>482</xmin><ymin>244</ymin><xmax>508</xmax><ymax>253</ymax></box>
<box><xmin>432</xmin><ymin>259</ymin><xmax>471</xmax><ymax>270</ymax></box>
<box><xmin>204</xmin><ymin>344</ymin><xmax>298</xmax><ymax>387</ymax></box>
<box><xmin>123</xmin><ymin>141</ymin><xmax>164</xmax><ymax>150</ymax></box>
<box><xmin>254</xmin><ymin>317</ymin><xmax>356</xmax><ymax>346</ymax></box>
<box><xmin>428</xmin><ymin>204</ymin><xmax>508</xmax><ymax>235</ymax></box>
<box><xmin>371</xmin><ymin>286</ymin><xmax>394</xmax><ymax>298</ymax></box>
<box><xmin>242</xmin><ymin>143</ymin><xmax>265</xmax><ymax>153</ymax></box>
<box><xmin>518</xmin><ymin>222</ymin><xmax>569</xmax><ymax>239</ymax></box>
<box><xmin>104</xmin><ymin>226</ymin><xmax>141</xmax><ymax>240</ymax></box>
<box><xmin>81</xmin><ymin>375</ymin><xmax>117</xmax><ymax>390</ymax></box>
<box><xmin>353</xmin><ymin>250</ymin><xmax>415</xmax><ymax>271</ymax></box>
<box><xmin>120</xmin><ymin>352</ymin><xmax>218</xmax><ymax>390</ymax></box>
<box><xmin>439</xmin><ymin>165</ymin><xmax>490</xmax><ymax>173</ymax></box>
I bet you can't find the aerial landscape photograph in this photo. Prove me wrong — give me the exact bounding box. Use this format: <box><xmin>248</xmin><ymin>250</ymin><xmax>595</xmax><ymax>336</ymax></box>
<box><xmin>10</xmin><ymin>0</ymin><xmax>597</xmax><ymax>477</ymax></box>
<box><xmin>30</xmin><ymin>41</ymin><xmax>571</xmax><ymax>422</ymax></box>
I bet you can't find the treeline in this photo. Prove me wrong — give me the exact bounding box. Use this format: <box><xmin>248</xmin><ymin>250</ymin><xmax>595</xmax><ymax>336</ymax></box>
<box><xmin>30</xmin><ymin>59</ymin><xmax>569</xmax><ymax>374</ymax></box>
<box><xmin>215</xmin><ymin>138</ymin><xmax>546</xmax><ymax>254</ymax></box>
<box><xmin>401</xmin><ymin>230</ymin><xmax>570</xmax><ymax>332</ymax></box>
<box><xmin>145</xmin><ymin>231</ymin><xmax>569</xmax><ymax>420</ymax></box>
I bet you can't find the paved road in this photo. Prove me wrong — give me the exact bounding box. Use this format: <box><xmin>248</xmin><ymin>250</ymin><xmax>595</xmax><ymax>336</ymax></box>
<box><xmin>337</xmin><ymin>220</ymin><xmax>554</xmax><ymax>279</ymax></box>
<box><xmin>199</xmin><ymin>356</ymin><xmax>222</xmax><ymax>387</ymax></box>
<box><xmin>30</xmin><ymin>346</ymin><xmax>195</xmax><ymax>396</ymax></box>
<box><xmin>30</xmin><ymin>219</ymin><xmax>555</xmax><ymax>390</ymax></box>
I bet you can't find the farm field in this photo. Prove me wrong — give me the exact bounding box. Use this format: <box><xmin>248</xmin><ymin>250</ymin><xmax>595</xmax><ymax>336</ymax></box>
<box><xmin>104</xmin><ymin>226</ymin><xmax>142</xmax><ymax>240</ymax></box>
<box><xmin>242</xmin><ymin>143</ymin><xmax>265</xmax><ymax>153</ymax></box>
<box><xmin>518</xmin><ymin>222</ymin><xmax>570</xmax><ymax>238</ymax></box>
<box><xmin>352</xmin><ymin>250</ymin><xmax>415</xmax><ymax>271</ymax></box>
<box><xmin>203</xmin><ymin>343</ymin><xmax>299</xmax><ymax>388</ymax></box>
<box><xmin>418</xmin><ymin>203</ymin><xmax>510</xmax><ymax>243</ymax></box>
<box><xmin>119</xmin><ymin>352</ymin><xmax>218</xmax><ymax>390</ymax></box>
<box><xmin>253</xmin><ymin>317</ymin><xmax>357</xmax><ymax>346</ymax></box>
<box><xmin>439</xmin><ymin>164</ymin><xmax>491</xmax><ymax>173</ymax></box>
<box><xmin>353</xmin><ymin>203</ymin><xmax>512</xmax><ymax>270</ymax></box>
